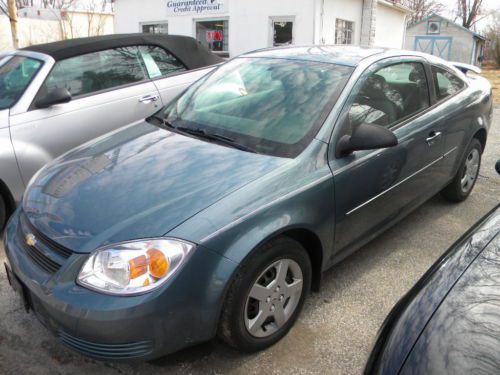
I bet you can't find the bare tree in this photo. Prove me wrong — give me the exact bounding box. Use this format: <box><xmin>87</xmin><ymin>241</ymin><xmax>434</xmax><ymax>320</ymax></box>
<box><xmin>0</xmin><ymin>0</ymin><xmax>20</xmax><ymax>48</ymax></box>
<box><xmin>484</xmin><ymin>12</ymin><xmax>500</xmax><ymax>66</ymax></box>
<box><xmin>455</xmin><ymin>0</ymin><xmax>487</xmax><ymax>29</ymax></box>
<box><xmin>84</xmin><ymin>0</ymin><xmax>108</xmax><ymax>36</ymax></box>
<box><xmin>402</xmin><ymin>0</ymin><xmax>445</xmax><ymax>26</ymax></box>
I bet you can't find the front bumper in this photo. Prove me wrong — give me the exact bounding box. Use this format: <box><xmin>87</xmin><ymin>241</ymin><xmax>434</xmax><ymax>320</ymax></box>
<box><xmin>3</xmin><ymin>209</ymin><xmax>238</xmax><ymax>360</ymax></box>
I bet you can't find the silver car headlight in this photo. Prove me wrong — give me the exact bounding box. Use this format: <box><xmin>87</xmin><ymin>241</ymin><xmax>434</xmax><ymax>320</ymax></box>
<box><xmin>77</xmin><ymin>238</ymin><xmax>194</xmax><ymax>295</ymax></box>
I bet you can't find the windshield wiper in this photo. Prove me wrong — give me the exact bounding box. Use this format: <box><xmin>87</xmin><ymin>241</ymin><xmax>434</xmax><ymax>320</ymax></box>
<box><xmin>175</xmin><ymin>126</ymin><xmax>257</xmax><ymax>153</ymax></box>
<box><xmin>149</xmin><ymin>115</ymin><xmax>256</xmax><ymax>153</ymax></box>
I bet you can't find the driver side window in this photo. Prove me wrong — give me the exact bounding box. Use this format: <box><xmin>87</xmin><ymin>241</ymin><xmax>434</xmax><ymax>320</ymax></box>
<box><xmin>348</xmin><ymin>62</ymin><xmax>430</xmax><ymax>128</ymax></box>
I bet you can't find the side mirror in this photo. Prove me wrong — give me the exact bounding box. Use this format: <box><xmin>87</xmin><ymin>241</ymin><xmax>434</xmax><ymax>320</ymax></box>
<box><xmin>495</xmin><ymin>160</ymin><xmax>500</xmax><ymax>175</ymax></box>
<box><xmin>36</xmin><ymin>88</ymin><xmax>72</xmax><ymax>109</ymax></box>
<box><xmin>337</xmin><ymin>123</ymin><xmax>398</xmax><ymax>157</ymax></box>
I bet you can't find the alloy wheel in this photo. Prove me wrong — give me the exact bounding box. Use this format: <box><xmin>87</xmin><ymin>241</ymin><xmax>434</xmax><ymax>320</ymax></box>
<box><xmin>244</xmin><ymin>258</ymin><xmax>303</xmax><ymax>338</ymax></box>
<box><xmin>460</xmin><ymin>148</ymin><xmax>480</xmax><ymax>193</ymax></box>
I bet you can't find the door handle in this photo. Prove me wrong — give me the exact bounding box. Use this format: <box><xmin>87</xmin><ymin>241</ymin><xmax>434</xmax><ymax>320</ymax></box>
<box><xmin>426</xmin><ymin>131</ymin><xmax>442</xmax><ymax>145</ymax></box>
<box><xmin>139</xmin><ymin>94</ymin><xmax>160</xmax><ymax>104</ymax></box>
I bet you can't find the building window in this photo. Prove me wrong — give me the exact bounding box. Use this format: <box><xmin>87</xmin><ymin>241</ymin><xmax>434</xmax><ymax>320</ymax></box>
<box><xmin>335</xmin><ymin>19</ymin><xmax>354</xmax><ymax>45</ymax></box>
<box><xmin>142</xmin><ymin>22</ymin><xmax>168</xmax><ymax>34</ymax></box>
<box><xmin>271</xmin><ymin>18</ymin><xmax>294</xmax><ymax>46</ymax></box>
<box><xmin>195</xmin><ymin>19</ymin><xmax>228</xmax><ymax>54</ymax></box>
<box><xmin>427</xmin><ymin>21</ymin><xmax>441</xmax><ymax>34</ymax></box>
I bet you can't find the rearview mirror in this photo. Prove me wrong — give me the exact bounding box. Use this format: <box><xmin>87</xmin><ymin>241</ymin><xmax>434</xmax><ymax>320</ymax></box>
<box><xmin>337</xmin><ymin>123</ymin><xmax>398</xmax><ymax>157</ymax></box>
<box><xmin>36</xmin><ymin>88</ymin><xmax>72</xmax><ymax>109</ymax></box>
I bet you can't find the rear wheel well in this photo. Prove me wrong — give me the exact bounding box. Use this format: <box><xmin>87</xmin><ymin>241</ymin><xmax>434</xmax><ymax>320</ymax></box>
<box><xmin>473</xmin><ymin>128</ymin><xmax>487</xmax><ymax>153</ymax></box>
<box><xmin>281</xmin><ymin>229</ymin><xmax>323</xmax><ymax>292</ymax></box>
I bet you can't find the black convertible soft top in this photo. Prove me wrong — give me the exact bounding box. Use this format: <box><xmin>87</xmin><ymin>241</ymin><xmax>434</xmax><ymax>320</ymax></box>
<box><xmin>21</xmin><ymin>33</ymin><xmax>224</xmax><ymax>70</ymax></box>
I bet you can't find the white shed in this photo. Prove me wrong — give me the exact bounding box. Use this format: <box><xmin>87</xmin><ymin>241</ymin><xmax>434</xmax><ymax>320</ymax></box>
<box><xmin>405</xmin><ymin>13</ymin><xmax>486</xmax><ymax>66</ymax></box>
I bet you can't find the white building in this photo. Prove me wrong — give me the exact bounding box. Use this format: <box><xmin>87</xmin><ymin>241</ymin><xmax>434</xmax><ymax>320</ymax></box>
<box><xmin>114</xmin><ymin>0</ymin><xmax>411</xmax><ymax>57</ymax></box>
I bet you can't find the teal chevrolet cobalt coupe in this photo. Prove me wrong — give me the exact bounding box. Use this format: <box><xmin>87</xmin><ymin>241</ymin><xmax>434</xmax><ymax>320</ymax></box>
<box><xmin>3</xmin><ymin>46</ymin><xmax>492</xmax><ymax>360</ymax></box>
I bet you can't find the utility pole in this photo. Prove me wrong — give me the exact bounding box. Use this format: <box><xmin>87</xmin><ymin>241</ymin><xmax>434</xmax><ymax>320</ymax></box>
<box><xmin>7</xmin><ymin>0</ymin><xmax>19</xmax><ymax>49</ymax></box>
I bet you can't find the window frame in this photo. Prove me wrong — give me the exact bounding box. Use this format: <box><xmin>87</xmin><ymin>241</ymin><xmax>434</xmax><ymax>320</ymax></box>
<box><xmin>341</xmin><ymin>59</ymin><xmax>433</xmax><ymax>132</ymax></box>
<box><xmin>140</xmin><ymin>21</ymin><xmax>169</xmax><ymax>34</ymax></box>
<box><xmin>429</xmin><ymin>64</ymin><xmax>468</xmax><ymax>105</ymax></box>
<box><xmin>193</xmin><ymin>17</ymin><xmax>230</xmax><ymax>57</ymax></box>
<box><xmin>335</xmin><ymin>18</ymin><xmax>355</xmax><ymax>45</ymax></box>
<box><xmin>269</xmin><ymin>16</ymin><xmax>296</xmax><ymax>47</ymax></box>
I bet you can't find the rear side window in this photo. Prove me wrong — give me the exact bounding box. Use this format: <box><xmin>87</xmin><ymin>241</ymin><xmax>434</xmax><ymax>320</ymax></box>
<box><xmin>138</xmin><ymin>45</ymin><xmax>186</xmax><ymax>78</ymax></box>
<box><xmin>41</xmin><ymin>46</ymin><xmax>147</xmax><ymax>98</ymax></box>
<box><xmin>432</xmin><ymin>66</ymin><xmax>465</xmax><ymax>101</ymax></box>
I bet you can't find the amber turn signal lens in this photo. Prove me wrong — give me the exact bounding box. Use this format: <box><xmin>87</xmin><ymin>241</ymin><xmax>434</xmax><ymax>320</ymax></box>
<box><xmin>129</xmin><ymin>255</ymin><xmax>148</xmax><ymax>279</ymax></box>
<box><xmin>147</xmin><ymin>248</ymin><xmax>169</xmax><ymax>278</ymax></box>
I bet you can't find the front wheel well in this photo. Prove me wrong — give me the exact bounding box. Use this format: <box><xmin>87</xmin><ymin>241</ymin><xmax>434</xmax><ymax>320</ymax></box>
<box><xmin>0</xmin><ymin>179</ymin><xmax>15</xmax><ymax>217</ymax></box>
<box><xmin>280</xmin><ymin>228</ymin><xmax>324</xmax><ymax>292</ymax></box>
<box><xmin>473</xmin><ymin>128</ymin><xmax>487</xmax><ymax>153</ymax></box>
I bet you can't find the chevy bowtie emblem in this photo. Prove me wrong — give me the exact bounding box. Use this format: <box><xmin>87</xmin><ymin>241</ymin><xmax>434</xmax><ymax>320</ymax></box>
<box><xmin>25</xmin><ymin>233</ymin><xmax>37</xmax><ymax>247</ymax></box>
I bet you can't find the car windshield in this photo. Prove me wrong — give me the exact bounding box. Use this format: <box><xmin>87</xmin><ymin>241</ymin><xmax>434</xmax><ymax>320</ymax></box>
<box><xmin>158</xmin><ymin>57</ymin><xmax>353</xmax><ymax>157</ymax></box>
<box><xmin>0</xmin><ymin>55</ymin><xmax>43</xmax><ymax>110</ymax></box>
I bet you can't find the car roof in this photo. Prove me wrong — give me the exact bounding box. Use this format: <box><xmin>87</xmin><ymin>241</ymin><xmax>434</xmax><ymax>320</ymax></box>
<box><xmin>242</xmin><ymin>45</ymin><xmax>387</xmax><ymax>67</ymax></box>
<box><xmin>20</xmin><ymin>33</ymin><xmax>223</xmax><ymax>69</ymax></box>
<box><xmin>242</xmin><ymin>45</ymin><xmax>442</xmax><ymax>67</ymax></box>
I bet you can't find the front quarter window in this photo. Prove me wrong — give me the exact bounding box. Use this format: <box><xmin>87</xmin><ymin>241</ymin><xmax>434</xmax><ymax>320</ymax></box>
<box><xmin>160</xmin><ymin>58</ymin><xmax>352</xmax><ymax>157</ymax></box>
<box><xmin>0</xmin><ymin>56</ymin><xmax>42</xmax><ymax>109</ymax></box>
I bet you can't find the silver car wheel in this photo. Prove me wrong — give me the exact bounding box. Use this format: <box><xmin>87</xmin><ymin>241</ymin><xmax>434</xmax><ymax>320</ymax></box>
<box><xmin>460</xmin><ymin>148</ymin><xmax>480</xmax><ymax>193</ymax></box>
<box><xmin>244</xmin><ymin>259</ymin><xmax>303</xmax><ymax>338</ymax></box>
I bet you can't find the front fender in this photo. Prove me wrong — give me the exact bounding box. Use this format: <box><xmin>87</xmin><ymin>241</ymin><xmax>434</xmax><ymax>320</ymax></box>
<box><xmin>200</xmin><ymin>176</ymin><xmax>334</xmax><ymax>266</ymax></box>
<box><xmin>170</xmin><ymin>171</ymin><xmax>335</xmax><ymax>272</ymax></box>
<box><xmin>168</xmin><ymin>139</ymin><xmax>336</xmax><ymax>275</ymax></box>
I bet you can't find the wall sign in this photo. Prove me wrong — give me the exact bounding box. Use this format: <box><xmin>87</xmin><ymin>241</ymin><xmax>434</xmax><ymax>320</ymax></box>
<box><xmin>166</xmin><ymin>0</ymin><xmax>227</xmax><ymax>16</ymax></box>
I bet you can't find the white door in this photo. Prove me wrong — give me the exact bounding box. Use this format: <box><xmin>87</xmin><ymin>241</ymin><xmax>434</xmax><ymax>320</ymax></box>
<box><xmin>9</xmin><ymin>46</ymin><xmax>162</xmax><ymax>184</ymax></box>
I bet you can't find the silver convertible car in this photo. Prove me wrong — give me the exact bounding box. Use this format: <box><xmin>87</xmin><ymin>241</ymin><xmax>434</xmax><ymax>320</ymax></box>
<box><xmin>3</xmin><ymin>46</ymin><xmax>493</xmax><ymax>360</ymax></box>
<box><xmin>0</xmin><ymin>34</ymin><xmax>222</xmax><ymax>228</ymax></box>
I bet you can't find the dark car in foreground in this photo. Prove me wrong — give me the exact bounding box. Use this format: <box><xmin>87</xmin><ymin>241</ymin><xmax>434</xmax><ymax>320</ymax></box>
<box><xmin>365</xmin><ymin>162</ymin><xmax>500</xmax><ymax>375</ymax></box>
<box><xmin>3</xmin><ymin>46</ymin><xmax>493</xmax><ymax>360</ymax></box>
<box><xmin>365</xmin><ymin>203</ymin><xmax>500</xmax><ymax>374</ymax></box>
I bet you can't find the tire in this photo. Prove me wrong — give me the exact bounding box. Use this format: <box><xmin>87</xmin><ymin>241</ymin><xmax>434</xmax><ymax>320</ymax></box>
<box><xmin>441</xmin><ymin>138</ymin><xmax>482</xmax><ymax>202</ymax></box>
<box><xmin>0</xmin><ymin>195</ymin><xmax>6</xmax><ymax>231</ymax></box>
<box><xmin>218</xmin><ymin>236</ymin><xmax>312</xmax><ymax>352</ymax></box>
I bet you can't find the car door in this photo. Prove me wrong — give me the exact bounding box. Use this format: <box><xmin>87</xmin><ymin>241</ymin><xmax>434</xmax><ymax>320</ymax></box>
<box><xmin>428</xmin><ymin>65</ymin><xmax>470</xmax><ymax>178</ymax></box>
<box><xmin>137</xmin><ymin>45</ymin><xmax>216</xmax><ymax>106</ymax></box>
<box><xmin>9</xmin><ymin>46</ymin><xmax>161</xmax><ymax>185</ymax></box>
<box><xmin>330</xmin><ymin>58</ymin><xmax>448</xmax><ymax>257</ymax></box>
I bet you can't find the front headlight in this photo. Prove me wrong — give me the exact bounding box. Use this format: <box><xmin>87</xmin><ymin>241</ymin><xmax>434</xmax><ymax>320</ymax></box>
<box><xmin>77</xmin><ymin>238</ymin><xmax>194</xmax><ymax>295</ymax></box>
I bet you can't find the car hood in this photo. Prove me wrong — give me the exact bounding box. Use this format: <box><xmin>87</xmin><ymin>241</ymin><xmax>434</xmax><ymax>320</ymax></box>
<box><xmin>22</xmin><ymin>122</ymin><xmax>288</xmax><ymax>253</ymax></box>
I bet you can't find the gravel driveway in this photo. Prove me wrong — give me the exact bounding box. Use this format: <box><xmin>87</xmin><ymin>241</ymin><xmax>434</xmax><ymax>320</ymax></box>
<box><xmin>1</xmin><ymin>107</ymin><xmax>499</xmax><ymax>375</ymax></box>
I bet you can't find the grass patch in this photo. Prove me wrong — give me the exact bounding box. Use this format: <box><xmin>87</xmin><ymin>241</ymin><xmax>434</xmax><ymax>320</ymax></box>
<box><xmin>480</xmin><ymin>68</ymin><xmax>500</xmax><ymax>104</ymax></box>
